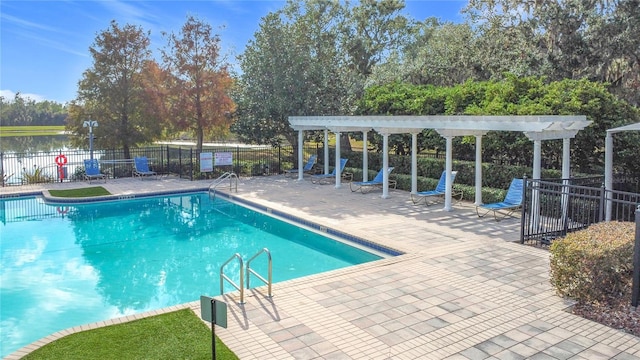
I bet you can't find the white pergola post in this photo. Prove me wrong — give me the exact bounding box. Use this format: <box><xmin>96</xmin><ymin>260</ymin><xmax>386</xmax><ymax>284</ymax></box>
<box><xmin>324</xmin><ymin>129</ymin><xmax>330</xmax><ymax>175</ymax></box>
<box><xmin>411</xmin><ymin>132</ymin><xmax>418</xmax><ymax>194</ymax></box>
<box><xmin>444</xmin><ymin>136</ymin><xmax>454</xmax><ymax>211</ymax></box>
<box><xmin>335</xmin><ymin>131</ymin><xmax>342</xmax><ymax>188</ymax></box>
<box><xmin>531</xmin><ymin>139</ymin><xmax>542</xmax><ymax>231</ymax></box>
<box><xmin>381</xmin><ymin>132</ymin><xmax>390</xmax><ymax>199</ymax></box>
<box><xmin>561</xmin><ymin>138</ymin><xmax>571</xmax><ymax>225</ymax></box>
<box><xmin>474</xmin><ymin>135</ymin><xmax>483</xmax><ymax>205</ymax></box>
<box><xmin>362</xmin><ymin>130</ymin><xmax>369</xmax><ymax>182</ymax></box>
<box><xmin>605</xmin><ymin>132</ymin><xmax>614</xmax><ymax>221</ymax></box>
<box><xmin>533</xmin><ymin>139</ymin><xmax>542</xmax><ymax>180</ymax></box>
<box><xmin>296</xmin><ymin>129</ymin><xmax>305</xmax><ymax>180</ymax></box>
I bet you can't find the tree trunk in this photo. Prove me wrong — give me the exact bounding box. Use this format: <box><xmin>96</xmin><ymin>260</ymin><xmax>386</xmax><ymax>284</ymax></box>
<box><xmin>196</xmin><ymin>126</ymin><xmax>204</xmax><ymax>154</ymax></box>
<box><xmin>340</xmin><ymin>133</ymin><xmax>352</xmax><ymax>152</ymax></box>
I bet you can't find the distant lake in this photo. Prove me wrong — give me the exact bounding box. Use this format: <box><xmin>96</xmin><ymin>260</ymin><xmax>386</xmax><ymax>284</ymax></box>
<box><xmin>0</xmin><ymin>135</ymin><xmax>73</xmax><ymax>153</ymax></box>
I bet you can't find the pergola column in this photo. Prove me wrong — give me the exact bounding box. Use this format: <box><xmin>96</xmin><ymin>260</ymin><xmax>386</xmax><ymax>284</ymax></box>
<box><xmin>335</xmin><ymin>131</ymin><xmax>342</xmax><ymax>189</ymax></box>
<box><xmin>533</xmin><ymin>139</ymin><xmax>542</xmax><ymax>180</ymax></box>
<box><xmin>381</xmin><ymin>132</ymin><xmax>391</xmax><ymax>199</ymax></box>
<box><xmin>324</xmin><ymin>129</ymin><xmax>329</xmax><ymax>175</ymax></box>
<box><xmin>362</xmin><ymin>130</ymin><xmax>369</xmax><ymax>182</ymax></box>
<box><xmin>561</xmin><ymin>138</ymin><xmax>571</xmax><ymax>225</ymax></box>
<box><xmin>474</xmin><ymin>135</ymin><xmax>483</xmax><ymax>205</ymax></box>
<box><xmin>411</xmin><ymin>132</ymin><xmax>418</xmax><ymax>194</ymax></box>
<box><xmin>444</xmin><ymin>136</ymin><xmax>454</xmax><ymax>211</ymax></box>
<box><xmin>531</xmin><ymin>139</ymin><xmax>542</xmax><ymax>230</ymax></box>
<box><xmin>296</xmin><ymin>129</ymin><xmax>304</xmax><ymax>180</ymax></box>
<box><xmin>605</xmin><ymin>132</ymin><xmax>614</xmax><ymax>221</ymax></box>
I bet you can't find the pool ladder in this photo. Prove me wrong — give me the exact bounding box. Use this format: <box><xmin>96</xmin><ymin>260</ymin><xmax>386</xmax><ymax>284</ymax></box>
<box><xmin>208</xmin><ymin>172</ymin><xmax>238</xmax><ymax>199</ymax></box>
<box><xmin>220</xmin><ymin>248</ymin><xmax>272</xmax><ymax>304</ymax></box>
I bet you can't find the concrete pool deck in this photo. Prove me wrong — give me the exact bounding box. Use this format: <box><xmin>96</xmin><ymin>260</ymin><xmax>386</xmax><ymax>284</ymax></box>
<box><xmin>3</xmin><ymin>175</ymin><xmax>640</xmax><ymax>359</ymax></box>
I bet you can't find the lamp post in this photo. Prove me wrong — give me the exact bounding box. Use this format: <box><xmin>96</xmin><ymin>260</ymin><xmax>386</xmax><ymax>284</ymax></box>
<box><xmin>83</xmin><ymin>119</ymin><xmax>98</xmax><ymax>160</ymax></box>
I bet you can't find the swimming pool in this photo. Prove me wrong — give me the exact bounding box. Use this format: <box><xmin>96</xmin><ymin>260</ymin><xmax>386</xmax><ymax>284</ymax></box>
<box><xmin>0</xmin><ymin>192</ymin><xmax>392</xmax><ymax>357</ymax></box>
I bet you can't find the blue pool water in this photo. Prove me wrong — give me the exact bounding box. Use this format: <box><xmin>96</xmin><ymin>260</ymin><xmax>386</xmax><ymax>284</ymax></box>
<box><xmin>0</xmin><ymin>192</ymin><xmax>384</xmax><ymax>357</ymax></box>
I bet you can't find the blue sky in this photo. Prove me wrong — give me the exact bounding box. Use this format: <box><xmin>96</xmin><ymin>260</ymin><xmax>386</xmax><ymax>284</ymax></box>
<box><xmin>0</xmin><ymin>0</ymin><xmax>466</xmax><ymax>104</ymax></box>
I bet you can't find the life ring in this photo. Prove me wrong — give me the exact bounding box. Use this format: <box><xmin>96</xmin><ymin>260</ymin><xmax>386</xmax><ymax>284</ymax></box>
<box><xmin>55</xmin><ymin>154</ymin><xmax>68</xmax><ymax>166</ymax></box>
<box><xmin>56</xmin><ymin>206</ymin><xmax>69</xmax><ymax>215</ymax></box>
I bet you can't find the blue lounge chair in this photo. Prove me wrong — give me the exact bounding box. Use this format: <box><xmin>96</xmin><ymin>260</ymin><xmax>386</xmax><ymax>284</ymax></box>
<box><xmin>133</xmin><ymin>156</ymin><xmax>158</xmax><ymax>180</ymax></box>
<box><xmin>284</xmin><ymin>154</ymin><xmax>317</xmax><ymax>178</ymax></box>
<box><xmin>411</xmin><ymin>171</ymin><xmax>462</xmax><ymax>205</ymax></box>
<box><xmin>350</xmin><ymin>167</ymin><xmax>395</xmax><ymax>193</ymax></box>
<box><xmin>476</xmin><ymin>178</ymin><xmax>524</xmax><ymax>221</ymax></box>
<box><xmin>311</xmin><ymin>158</ymin><xmax>348</xmax><ymax>184</ymax></box>
<box><xmin>83</xmin><ymin>159</ymin><xmax>107</xmax><ymax>183</ymax></box>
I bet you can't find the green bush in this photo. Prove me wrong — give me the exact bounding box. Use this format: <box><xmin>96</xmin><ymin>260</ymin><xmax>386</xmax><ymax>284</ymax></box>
<box><xmin>549</xmin><ymin>222</ymin><xmax>635</xmax><ymax>304</ymax></box>
<box><xmin>21</xmin><ymin>165</ymin><xmax>53</xmax><ymax>184</ymax></box>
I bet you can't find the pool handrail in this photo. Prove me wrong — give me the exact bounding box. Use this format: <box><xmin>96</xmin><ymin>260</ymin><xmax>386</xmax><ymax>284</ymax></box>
<box><xmin>246</xmin><ymin>248</ymin><xmax>272</xmax><ymax>298</ymax></box>
<box><xmin>209</xmin><ymin>172</ymin><xmax>238</xmax><ymax>199</ymax></box>
<box><xmin>220</xmin><ymin>253</ymin><xmax>244</xmax><ymax>304</ymax></box>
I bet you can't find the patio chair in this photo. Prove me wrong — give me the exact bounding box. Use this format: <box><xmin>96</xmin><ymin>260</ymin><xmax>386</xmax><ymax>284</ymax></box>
<box><xmin>476</xmin><ymin>178</ymin><xmax>524</xmax><ymax>221</ymax></box>
<box><xmin>411</xmin><ymin>171</ymin><xmax>462</xmax><ymax>205</ymax></box>
<box><xmin>83</xmin><ymin>159</ymin><xmax>107</xmax><ymax>184</ymax></box>
<box><xmin>133</xmin><ymin>156</ymin><xmax>158</xmax><ymax>180</ymax></box>
<box><xmin>310</xmin><ymin>158</ymin><xmax>348</xmax><ymax>184</ymax></box>
<box><xmin>350</xmin><ymin>167</ymin><xmax>396</xmax><ymax>193</ymax></box>
<box><xmin>284</xmin><ymin>154</ymin><xmax>317</xmax><ymax>178</ymax></box>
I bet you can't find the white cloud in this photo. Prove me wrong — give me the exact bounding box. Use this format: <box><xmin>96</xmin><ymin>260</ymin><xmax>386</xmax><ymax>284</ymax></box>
<box><xmin>0</xmin><ymin>90</ymin><xmax>47</xmax><ymax>103</ymax></box>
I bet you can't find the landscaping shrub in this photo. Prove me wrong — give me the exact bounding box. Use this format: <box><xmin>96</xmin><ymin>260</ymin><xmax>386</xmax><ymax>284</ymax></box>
<box><xmin>549</xmin><ymin>222</ymin><xmax>635</xmax><ymax>304</ymax></box>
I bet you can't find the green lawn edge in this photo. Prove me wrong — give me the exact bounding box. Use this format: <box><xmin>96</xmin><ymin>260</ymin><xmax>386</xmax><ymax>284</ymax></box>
<box><xmin>22</xmin><ymin>308</ymin><xmax>239</xmax><ymax>360</ymax></box>
<box><xmin>48</xmin><ymin>186</ymin><xmax>111</xmax><ymax>197</ymax></box>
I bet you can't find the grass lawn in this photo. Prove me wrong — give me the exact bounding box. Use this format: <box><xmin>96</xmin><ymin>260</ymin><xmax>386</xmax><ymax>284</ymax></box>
<box><xmin>48</xmin><ymin>186</ymin><xmax>111</xmax><ymax>197</ymax></box>
<box><xmin>22</xmin><ymin>309</ymin><xmax>239</xmax><ymax>360</ymax></box>
<box><xmin>0</xmin><ymin>125</ymin><xmax>65</xmax><ymax>137</ymax></box>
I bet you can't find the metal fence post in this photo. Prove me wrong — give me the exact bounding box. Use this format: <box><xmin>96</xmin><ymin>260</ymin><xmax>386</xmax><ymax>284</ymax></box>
<box><xmin>632</xmin><ymin>205</ymin><xmax>640</xmax><ymax>307</ymax></box>
<box><xmin>178</xmin><ymin>147</ymin><xmax>182</xmax><ymax>179</ymax></box>
<box><xmin>236</xmin><ymin>146</ymin><xmax>240</xmax><ymax>175</ymax></box>
<box><xmin>189</xmin><ymin>148</ymin><xmax>193</xmax><ymax>181</ymax></box>
<box><xmin>278</xmin><ymin>145</ymin><xmax>281</xmax><ymax>175</ymax></box>
<box><xmin>520</xmin><ymin>175</ymin><xmax>528</xmax><ymax>244</ymax></box>
<box><xmin>598</xmin><ymin>183</ymin><xmax>606</xmax><ymax>222</ymax></box>
<box><xmin>165</xmin><ymin>146</ymin><xmax>170</xmax><ymax>174</ymax></box>
<box><xmin>1</xmin><ymin>152</ymin><xmax>4</xmax><ymax>187</ymax></box>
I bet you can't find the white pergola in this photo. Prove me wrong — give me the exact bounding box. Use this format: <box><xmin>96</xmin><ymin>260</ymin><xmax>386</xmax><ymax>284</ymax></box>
<box><xmin>289</xmin><ymin>115</ymin><xmax>591</xmax><ymax>211</ymax></box>
<box><xmin>605</xmin><ymin>122</ymin><xmax>640</xmax><ymax>220</ymax></box>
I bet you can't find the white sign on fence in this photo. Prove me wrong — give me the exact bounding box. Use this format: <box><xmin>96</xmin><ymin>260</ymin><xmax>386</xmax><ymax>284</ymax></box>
<box><xmin>200</xmin><ymin>152</ymin><xmax>213</xmax><ymax>172</ymax></box>
<box><xmin>214</xmin><ymin>152</ymin><xmax>233</xmax><ymax>166</ymax></box>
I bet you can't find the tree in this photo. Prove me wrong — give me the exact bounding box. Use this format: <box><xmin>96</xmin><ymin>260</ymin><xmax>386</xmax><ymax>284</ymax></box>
<box><xmin>160</xmin><ymin>16</ymin><xmax>235</xmax><ymax>153</ymax></box>
<box><xmin>463</xmin><ymin>0</ymin><xmax>640</xmax><ymax>106</ymax></box>
<box><xmin>0</xmin><ymin>93</ymin><xmax>67</xmax><ymax>126</ymax></box>
<box><xmin>369</xmin><ymin>21</ymin><xmax>482</xmax><ymax>87</ymax></box>
<box><xmin>69</xmin><ymin>20</ymin><xmax>159</xmax><ymax>158</ymax></box>
<box><xmin>232</xmin><ymin>0</ymin><xmax>346</xmax><ymax>150</ymax></box>
<box><xmin>358</xmin><ymin>76</ymin><xmax>640</xmax><ymax>176</ymax></box>
<box><xmin>233</xmin><ymin>0</ymin><xmax>413</xmax><ymax>154</ymax></box>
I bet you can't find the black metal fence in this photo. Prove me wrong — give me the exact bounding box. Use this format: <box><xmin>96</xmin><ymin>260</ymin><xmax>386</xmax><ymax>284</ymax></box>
<box><xmin>521</xmin><ymin>177</ymin><xmax>640</xmax><ymax>246</ymax></box>
<box><xmin>0</xmin><ymin>145</ymin><xmax>329</xmax><ymax>186</ymax></box>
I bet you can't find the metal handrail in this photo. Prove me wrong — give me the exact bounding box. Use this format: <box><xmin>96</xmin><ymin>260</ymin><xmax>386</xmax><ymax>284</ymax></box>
<box><xmin>220</xmin><ymin>253</ymin><xmax>244</xmax><ymax>304</ymax></box>
<box><xmin>208</xmin><ymin>172</ymin><xmax>238</xmax><ymax>199</ymax></box>
<box><xmin>246</xmin><ymin>248</ymin><xmax>273</xmax><ymax>298</ymax></box>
